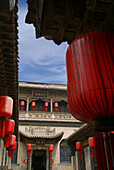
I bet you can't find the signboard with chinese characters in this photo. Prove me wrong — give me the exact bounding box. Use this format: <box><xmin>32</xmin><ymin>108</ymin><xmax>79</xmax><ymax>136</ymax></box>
<box><xmin>36</xmin><ymin>139</ymin><xmax>45</xmax><ymax>145</ymax></box>
<box><xmin>33</xmin><ymin>92</ymin><xmax>47</xmax><ymax>97</ymax></box>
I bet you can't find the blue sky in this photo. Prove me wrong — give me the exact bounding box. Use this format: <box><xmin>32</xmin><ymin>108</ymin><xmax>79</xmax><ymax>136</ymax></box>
<box><xmin>18</xmin><ymin>0</ymin><xmax>68</xmax><ymax>84</ymax></box>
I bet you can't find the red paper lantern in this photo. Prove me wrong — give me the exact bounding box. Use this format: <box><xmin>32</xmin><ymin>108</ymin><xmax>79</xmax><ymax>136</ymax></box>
<box><xmin>27</xmin><ymin>144</ymin><xmax>32</xmax><ymax>151</ymax></box>
<box><xmin>0</xmin><ymin>120</ymin><xmax>5</xmax><ymax>138</ymax></box>
<box><xmin>32</xmin><ymin>101</ymin><xmax>36</xmax><ymax>111</ymax></box>
<box><xmin>54</xmin><ymin>103</ymin><xmax>58</xmax><ymax>112</ymax></box>
<box><xmin>49</xmin><ymin>145</ymin><xmax>54</xmax><ymax>152</ymax></box>
<box><xmin>5</xmin><ymin>119</ymin><xmax>15</xmax><ymax>135</ymax></box>
<box><xmin>45</xmin><ymin>102</ymin><xmax>49</xmax><ymax>112</ymax></box>
<box><xmin>76</xmin><ymin>142</ymin><xmax>83</xmax><ymax>151</ymax></box>
<box><xmin>20</xmin><ymin>101</ymin><xmax>25</xmax><ymax>110</ymax></box>
<box><xmin>11</xmin><ymin>141</ymin><xmax>17</xmax><ymax>150</ymax></box>
<box><xmin>76</xmin><ymin>142</ymin><xmax>83</xmax><ymax>159</ymax></box>
<box><xmin>8</xmin><ymin>149</ymin><xmax>14</xmax><ymax>158</ymax></box>
<box><xmin>88</xmin><ymin>137</ymin><xmax>95</xmax><ymax>148</ymax></box>
<box><xmin>9</xmin><ymin>135</ymin><xmax>16</xmax><ymax>147</ymax></box>
<box><xmin>32</xmin><ymin>102</ymin><xmax>36</xmax><ymax>107</ymax></box>
<box><xmin>66</xmin><ymin>32</ymin><xmax>114</xmax><ymax>131</ymax></box>
<box><xmin>4</xmin><ymin>136</ymin><xmax>9</xmax><ymax>148</ymax></box>
<box><xmin>0</xmin><ymin>96</ymin><xmax>13</xmax><ymax>118</ymax></box>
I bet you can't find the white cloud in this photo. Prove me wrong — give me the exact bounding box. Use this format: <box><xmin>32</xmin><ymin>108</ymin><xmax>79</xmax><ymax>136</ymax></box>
<box><xmin>18</xmin><ymin>5</ymin><xmax>68</xmax><ymax>84</ymax></box>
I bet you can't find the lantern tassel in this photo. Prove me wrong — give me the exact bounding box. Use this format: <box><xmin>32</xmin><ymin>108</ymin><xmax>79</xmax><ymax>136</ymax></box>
<box><xmin>79</xmin><ymin>151</ymin><xmax>81</xmax><ymax>159</ymax></box>
<box><xmin>50</xmin><ymin>152</ymin><xmax>52</xmax><ymax>158</ymax></box>
<box><xmin>92</xmin><ymin>149</ymin><xmax>95</xmax><ymax>158</ymax></box>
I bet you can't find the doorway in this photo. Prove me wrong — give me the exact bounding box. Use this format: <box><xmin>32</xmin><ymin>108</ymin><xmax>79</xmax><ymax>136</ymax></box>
<box><xmin>32</xmin><ymin>150</ymin><xmax>46</xmax><ymax>170</ymax></box>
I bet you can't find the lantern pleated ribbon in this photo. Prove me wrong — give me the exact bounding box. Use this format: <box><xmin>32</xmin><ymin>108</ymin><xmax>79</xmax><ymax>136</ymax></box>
<box><xmin>66</xmin><ymin>31</ymin><xmax>114</xmax><ymax>131</ymax></box>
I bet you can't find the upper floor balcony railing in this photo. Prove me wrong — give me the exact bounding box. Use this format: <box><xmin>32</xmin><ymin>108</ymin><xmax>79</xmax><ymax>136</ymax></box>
<box><xmin>19</xmin><ymin>110</ymin><xmax>79</xmax><ymax>122</ymax></box>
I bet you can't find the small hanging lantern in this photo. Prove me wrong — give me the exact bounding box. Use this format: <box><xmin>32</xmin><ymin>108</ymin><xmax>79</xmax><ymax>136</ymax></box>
<box><xmin>45</xmin><ymin>102</ymin><xmax>49</xmax><ymax>112</ymax></box>
<box><xmin>88</xmin><ymin>137</ymin><xmax>95</xmax><ymax>158</ymax></box>
<box><xmin>11</xmin><ymin>141</ymin><xmax>17</xmax><ymax>151</ymax></box>
<box><xmin>27</xmin><ymin>144</ymin><xmax>32</xmax><ymax>157</ymax></box>
<box><xmin>27</xmin><ymin>144</ymin><xmax>32</xmax><ymax>151</ymax></box>
<box><xmin>20</xmin><ymin>100</ymin><xmax>25</xmax><ymax>111</ymax></box>
<box><xmin>5</xmin><ymin>119</ymin><xmax>15</xmax><ymax>135</ymax></box>
<box><xmin>9</xmin><ymin>135</ymin><xmax>16</xmax><ymax>147</ymax></box>
<box><xmin>32</xmin><ymin>101</ymin><xmax>36</xmax><ymax>111</ymax></box>
<box><xmin>0</xmin><ymin>96</ymin><xmax>13</xmax><ymax>138</ymax></box>
<box><xmin>76</xmin><ymin>142</ymin><xmax>83</xmax><ymax>159</ymax></box>
<box><xmin>49</xmin><ymin>145</ymin><xmax>54</xmax><ymax>152</ymax></box>
<box><xmin>54</xmin><ymin>102</ymin><xmax>58</xmax><ymax>112</ymax></box>
<box><xmin>4</xmin><ymin>137</ymin><xmax>9</xmax><ymax>148</ymax></box>
<box><xmin>8</xmin><ymin>149</ymin><xmax>14</xmax><ymax>158</ymax></box>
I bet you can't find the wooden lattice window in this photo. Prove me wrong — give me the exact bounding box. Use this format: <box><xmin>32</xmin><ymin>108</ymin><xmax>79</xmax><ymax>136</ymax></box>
<box><xmin>60</xmin><ymin>140</ymin><xmax>71</xmax><ymax>163</ymax></box>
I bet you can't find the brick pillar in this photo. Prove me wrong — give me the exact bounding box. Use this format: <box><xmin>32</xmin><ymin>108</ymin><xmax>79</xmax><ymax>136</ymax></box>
<box><xmin>71</xmin><ymin>156</ymin><xmax>76</xmax><ymax>170</ymax></box>
<box><xmin>84</xmin><ymin>146</ymin><xmax>92</xmax><ymax>170</ymax></box>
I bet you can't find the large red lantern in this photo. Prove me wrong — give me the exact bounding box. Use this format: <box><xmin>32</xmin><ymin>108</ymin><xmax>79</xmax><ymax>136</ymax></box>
<box><xmin>45</xmin><ymin>102</ymin><xmax>49</xmax><ymax>112</ymax></box>
<box><xmin>66</xmin><ymin>32</ymin><xmax>114</xmax><ymax>131</ymax></box>
<box><xmin>32</xmin><ymin>101</ymin><xmax>36</xmax><ymax>111</ymax></box>
<box><xmin>5</xmin><ymin>119</ymin><xmax>15</xmax><ymax>135</ymax></box>
<box><xmin>20</xmin><ymin>100</ymin><xmax>25</xmax><ymax>110</ymax></box>
<box><xmin>0</xmin><ymin>96</ymin><xmax>13</xmax><ymax>138</ymax></box>
<box><xmin>54</xmin><ymin>103</ymin><xmax>58</xmax><ymax>112</ymax></box>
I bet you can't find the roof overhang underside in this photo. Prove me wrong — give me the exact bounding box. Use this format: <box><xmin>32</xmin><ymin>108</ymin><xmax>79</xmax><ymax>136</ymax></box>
<box><xmin>19</xmin><ymin>131</ymin><xmax>64</xmax><ymax>144</ymax></box>
<box><xmin>0</xmin><ymin>0</ymin><xmax>19</xmax><ymax>137</ymax></box>
<box><xmin>25</xmin><ymin>0</ymin><xmax>114</xmax><ymax>45</ymax></box>
<box><xmin>66</xmin><ymin>124</ymin><xmax>95</xmax><ymax>142</ymax></box>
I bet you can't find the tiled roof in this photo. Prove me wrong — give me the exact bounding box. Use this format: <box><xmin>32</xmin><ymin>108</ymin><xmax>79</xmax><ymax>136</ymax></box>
<box><xmin>20</xmin><ymin>130</ymin><xmax>64</xmax><ymax>139</ymax></box>
<box><xmin>19</xmin><ymin>130</ymin><xmax>64</xmax><ymax>144</ymax></box>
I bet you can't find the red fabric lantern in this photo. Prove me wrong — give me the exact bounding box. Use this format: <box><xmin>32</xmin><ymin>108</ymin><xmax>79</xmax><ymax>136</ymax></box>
<box><xmin>45</xmin><ymin>102</ymin><xmax>49</xmax><ymax>112</ymax></box>
<box><xmin>11</xmin><ymin>141</ymin><xmax>17</xmax><ymax>150</ymax></box>
<box><xmin>54</xmin><ymin>103</ymin><xmax>58</xmax><ymax>112</ymax></box>
<box><xmin>49</xmin><ymin>145</ymin><xmax>54</xmax><ymax>152</ymax></box>
<box><xmin>66</xmin><ymin>32</ymin><xmax>114</xmax><ymax>131</ymax></box>
<box><xmin>32</xmin><ymin>101</ymin><xmax>36</xmax><ymax>111</ymax></box>
<box><xmin>20</xmin><ymin>101</ymin><xmax>25</xmax><ymax>110</ymax></box>
<box><xmin>4</xmin><ymin>136</ymin><xmax>9</xmax><ymax>148</ymax></box>
<box><xmin>27</xmin><ymin>144</ymin><xmax>32</xmax><ymax>151</ymax></box>
<box><xmin>76</xmin><ymin>142</ymin><xmax>83</xmax><ymax>150</ymax></box>
<box><xmin>5</xmin><ymin>119</ymin><xmax>15</xmax><ymax>135</ymax></box>
<box><xmin>0</xmin><ymin>120</ymin><xmax>5</xmax><ymax>138</ymax></box>
<box><xmin>9</xmin><ymin>135</ymin><xmax>16</xmax><ymax>147</ymax></box>
<box><xmin>0</xmin><ymin>96</ymin><xmax>13</xmax><ymax>118</ymax></box>
<box><xmin>88</xmin><ymin>137</ymin><xmax>95</xmax><ymax>148</ymax></box>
